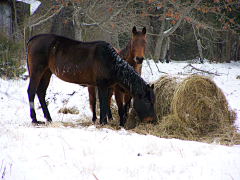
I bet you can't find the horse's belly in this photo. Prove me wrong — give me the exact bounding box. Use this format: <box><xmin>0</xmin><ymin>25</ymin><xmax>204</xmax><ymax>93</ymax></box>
<box><xmin>51</xmin><ymin>66</ymin><xmax>94</xmax><ymax>86</ymax></box>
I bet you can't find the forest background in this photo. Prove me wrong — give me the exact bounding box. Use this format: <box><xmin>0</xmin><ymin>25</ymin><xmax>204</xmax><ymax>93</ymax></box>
<box><xmin>0</xmin><ymin>0</ymin><xmax>240</xmax><ymax>79</ymax></box>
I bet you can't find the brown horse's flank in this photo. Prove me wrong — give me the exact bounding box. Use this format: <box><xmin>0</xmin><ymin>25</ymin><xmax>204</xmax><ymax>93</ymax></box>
<box><xmin>27</xmin><ymin>34</ymin><xmax>154</xmax><ymax>125</ymax></box>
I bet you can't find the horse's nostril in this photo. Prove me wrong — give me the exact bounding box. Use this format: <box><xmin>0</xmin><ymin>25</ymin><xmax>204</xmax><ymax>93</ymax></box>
<box><xmin>136</xmin><ymin>57</ymin><xmax>144</xmax><ymax>64</ymax></box>
<box><xmin>143</xmin><ymin>117</ymin><xmax>153</xmax><ymax>123</ymax></box>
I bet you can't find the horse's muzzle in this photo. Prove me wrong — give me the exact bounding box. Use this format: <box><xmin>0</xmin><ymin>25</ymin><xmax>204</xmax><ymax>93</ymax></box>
<box><xmin>142</xmin><ymin>117</ymin><xmax>153</xmax><ymax>123</ymax></box>
<box><xmin>136</xmin><ymin>56</ymin><xmax>144</xmax><ymax>64</ymax></box>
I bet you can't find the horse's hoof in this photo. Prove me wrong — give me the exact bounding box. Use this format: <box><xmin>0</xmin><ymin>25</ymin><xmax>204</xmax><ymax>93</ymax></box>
<box><xmin>46</xmin><ymin>120</ymin><xmax>52</xmax><ymax>125</ymax></box>
<box><xmin>32</xmin><ymin>120</ymin><xmax>45</xmax><ymax>126</ymax></box>
<box><xmin>32</xmin><ymin>119</ymin><xmax>39</xmax><ymax>125</ymax></box>
<box><xmin>32</xmin><ymin>121</ymin><xmax>38</xmax><ymax>126</ymax></box>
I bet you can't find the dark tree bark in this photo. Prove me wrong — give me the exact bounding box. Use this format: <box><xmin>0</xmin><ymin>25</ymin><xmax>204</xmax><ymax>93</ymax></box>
<box><xmin>226</xmin><ymin>31</ymin><xmax>231</xmax><ymax>63</ymax></box>
<box><xmin>50</xmin><ymin>3</ymin><xmax>75</xmax><ymax>39</ymax></box>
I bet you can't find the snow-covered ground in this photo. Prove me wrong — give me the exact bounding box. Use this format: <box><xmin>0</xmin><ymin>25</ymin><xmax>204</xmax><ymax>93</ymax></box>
<box><xmin>0</xmin><ymin>60</ymin><xmax>240</xmax><ymax>180</ymax></box>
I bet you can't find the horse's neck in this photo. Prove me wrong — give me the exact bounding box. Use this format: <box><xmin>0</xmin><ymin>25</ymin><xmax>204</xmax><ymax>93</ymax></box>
<box><xmin>119</xmin><ymin>41</ymin><xmax>131</xmax><ymax>60</ymax></box>
<box><xmin>120</xmin><ymin>41</ymin><xmax>140</xmax><ymax>74</ymax></box>
<box><xmin>114</xmin><ymin>55</ymin><xmax>146</xmax><ymax>96</ymax></box>
<box><xmin>107</xmin><ymin>44</ymin><xmax>146</xmax><ymax>96</ymax></box>
<box><xmin>126</xmin><ymin>55</ymin><xmax>140</xmax><ymax>74</ymax></box>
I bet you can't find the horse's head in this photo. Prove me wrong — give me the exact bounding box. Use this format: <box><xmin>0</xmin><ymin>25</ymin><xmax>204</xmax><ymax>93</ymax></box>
<box><xmin>131</xmin><ymin>26</ymin><xmax>147</xmax><ymax>64</ymax></box>
<box><xmin>133</xmin><ymin>84</ymin><xmax>155</xmax><ymax>123</ymax></box>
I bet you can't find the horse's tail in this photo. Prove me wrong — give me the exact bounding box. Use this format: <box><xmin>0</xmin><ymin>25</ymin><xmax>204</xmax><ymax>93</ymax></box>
<box><xmin>26</xmin><ymin>35</ymin><xmax>38</xmax><ymax>74</ymax></box>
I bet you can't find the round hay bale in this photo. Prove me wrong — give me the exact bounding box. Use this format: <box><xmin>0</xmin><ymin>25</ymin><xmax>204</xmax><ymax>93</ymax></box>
<box><xmin>124</xmin><ymin>74</ymin><xmax>238</xmax><ymax>145</ymax></box>
<box><xmin>171</xmin><ymin>75</ymin><xmax>234</xmax><ymax>135</ymax></box>
<box><xmin>153</xmin><ymin>75</ymin><xmax>178</xmax><ymax>122</ymax></box>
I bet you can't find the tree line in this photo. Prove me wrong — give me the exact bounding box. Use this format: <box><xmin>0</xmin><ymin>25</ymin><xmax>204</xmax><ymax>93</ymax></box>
<box><xmin>4</xmin><ymin>0</ymin><xmax>240</xmax><ymax>63</ymax></box>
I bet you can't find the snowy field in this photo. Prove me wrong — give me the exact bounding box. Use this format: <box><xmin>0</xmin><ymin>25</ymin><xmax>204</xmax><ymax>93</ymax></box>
<box><xmin>0</xmin><ymin>60</ymin><xmax>240</xmax><ymax>180</ymax></box>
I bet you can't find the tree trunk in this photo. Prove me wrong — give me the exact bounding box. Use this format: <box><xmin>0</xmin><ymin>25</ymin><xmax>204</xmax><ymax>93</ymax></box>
<box><xmin>159</xmin><ymin>37</ymin><xmax>168</xmax><ymax>62</ymax></box>
<box><xmin>236</xmin><ymin>36</ymin><xmax>240</xmax><ymax>62</ymax></box>
<box><xmin>50</xmin><ymin>4</ymin><xmax>75</xmax><ymax>39</ymax></box>
<box><xmin>217</xmin><ymin>39</ymin><xmax>223</xmax><ymax>63</ymax></box>
<box><xmin>75</xmin><ymin>24</ymin><xmax>83</xmax><ymax>41</ymax></box>
<box><xmin>197</xmin><ymin>39</ymin><xmax>203</xmax><ymax>63</ymax></box>
<box><xmin>166</xmin><ymin>37</ymin><xmax>170</xmax><ymax>63</ymax></box>
<box><xmin>154</xmin><ymin>35</ymin><xmax>164</xmax><ymax>62</ymax></box>
<box><xmin>12</xmin><ymin>0</ymin><xmax>19</xmax><ymax>41</ymax></box>
<box><xmin>226</xmin><ymin>31</ymin><xmax>231</xmax><ymax>63</ymax></box>
<box><xmin>154</xmin><ymin>36</ymin><xmax>164</xmax><ymax>62</ymax></box>
<box><xmin>169</xmin><ymin>35</ymin><xmax>174</xmax><ymax>59</ymax></box>
<box><xmin>209</xmin><ymin>40</ymin><xmax>214</xmax><ymax>62</ymax></box>
<box><xmin>153</xmin><ymin>4</ymin><xmax>166</xmax><ymax>62</ymax></box>
<box><xmin>74</xmin><ymin>11</ymin><xmax>86</xmax><ymax>41</ymax></box>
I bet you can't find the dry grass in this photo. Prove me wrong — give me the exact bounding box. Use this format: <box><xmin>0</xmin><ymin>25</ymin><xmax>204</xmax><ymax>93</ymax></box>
<box><xmin>125</xmin><ymin>75</ymin><xmax>240</xmax><ymax>146</ymax></box>
<box><xmin>48</xmin><ymin>75</ymin><xmax>240</xmax><ymax>146</ymax></box>
<box><xmin>58</xmin><ymin>106</ymin><xmax>79</xmax><ymax>114</ymax></box>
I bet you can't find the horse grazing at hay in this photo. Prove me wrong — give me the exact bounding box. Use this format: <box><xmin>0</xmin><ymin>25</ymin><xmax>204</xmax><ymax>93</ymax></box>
<box><xmin>27</xmin><ymin>34</ymin><xmax>155</xmax><ymax>125</ymax></box>
<box><xmin>88</xmin><ymin>26</ymin><xmax>147</xmax><ymax>126</ymax></box>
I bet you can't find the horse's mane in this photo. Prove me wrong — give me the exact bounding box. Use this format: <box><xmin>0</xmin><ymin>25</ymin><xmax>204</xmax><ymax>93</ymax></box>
<box><xmin>106</xmin><ymin>44</ymin><xmax>147</xmax><ymax>95</ymax></box>
<box><xmin>119</xmin><ymin>40</ymin><xmax>131</xmax><ymax>59</ymax></box>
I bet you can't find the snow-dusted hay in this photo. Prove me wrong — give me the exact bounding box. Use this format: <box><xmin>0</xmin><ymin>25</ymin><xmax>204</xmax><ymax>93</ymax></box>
<box><xmin>125</xmin><ymin>75</ymin><xmax>239</xmax><ymax>145</ymax></box>
<box><xmin>171</xmin><ymin>75</ymin><xmax>235</xmax><ymax>135</ymax></box>
<box><xmin>153</xmin><ymin>75</ymin><xmax>178</xmax><ymax>122</ymax></box>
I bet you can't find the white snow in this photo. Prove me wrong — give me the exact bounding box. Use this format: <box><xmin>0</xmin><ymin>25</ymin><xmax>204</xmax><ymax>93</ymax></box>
<box><xmin>1</xmin><ymin>60</ymin><xmax>240</xmax><ymax>180</ymax></box>
<box><xmin>16</xmin><ymin>0</ymin><xmax>41</xmax><ymax>15</ymax></box>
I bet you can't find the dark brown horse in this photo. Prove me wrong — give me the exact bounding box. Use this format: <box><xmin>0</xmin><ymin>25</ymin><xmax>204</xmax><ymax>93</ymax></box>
<box><xmin>27</xmin><ymin>34</ymin><xmax>155</xmax><ymax>125</ymax></box>
<box><xmin>88</xmin><ymin>26</ymin><xmax>147</xmax><ymax>126</ymax></box>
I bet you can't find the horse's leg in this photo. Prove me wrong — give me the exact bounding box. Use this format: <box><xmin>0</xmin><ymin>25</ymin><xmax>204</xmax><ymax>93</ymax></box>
<box><xmin>123</xmin><ymin>93</ymin><xmax>132</xmax><ymax>124</ymax></box>
<box><xmin>36</xmin><ymin>68</ymin><xmax>52</xmax><ymax>122</ymax></box>
<box><xmin>88</xmin><ymin>85</ymin><xmax>97</xmax><ymax>123</ymax></box>
<box><xmin>107</xmin><ymin>88</ymin><xmax>113</xmax><ymax>120</ymax></box>
<box><xmin>114</xmin><ymin>86</ymin><xmax>124</xmax><ymax>127</ymax></box>
<box><xmin>97</xmin><ymin>86</ymin><xmax>109</xmax><ymax>125</ymax></box>
<box><xmin>27</xmin><ymin>80</ymin><xmax>38</xmax><ymax>123</ymax></box>
<box><xmin>27</xmin><ymin>72</ymin><xmax>45</xmax><ymax>124</ymax></box>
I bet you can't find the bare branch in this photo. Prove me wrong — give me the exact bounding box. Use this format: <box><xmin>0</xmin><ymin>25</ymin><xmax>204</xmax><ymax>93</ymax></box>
<box><xmin>83</xmin><ymin>0</ymin><xmax>132</xmax><ymax>27</ymax></box>
<box><xmin>185</xmin><ymin>64</ymin><xmax>221</xmax><ymax>76</ymax></box>
<box><xmin>29</xmin><ymin>6</ymin><xmax>64</xmax><ymax>28</ymax></box>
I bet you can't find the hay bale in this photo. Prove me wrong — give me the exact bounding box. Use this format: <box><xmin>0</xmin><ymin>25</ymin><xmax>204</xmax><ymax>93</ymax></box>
<box><xmin>125</xmin><ymin>74</ymin><xmax>238</xmax><ymax>145</ymax></box>
<box><xmin>153</xmin><ymin>75</ymin><xmax>178</xmax><ymax>121</ymax></box>
<box><xmin>171</xmin><ymin>75</ymin><xmax>235</xmax><ymax>135</ymax></box>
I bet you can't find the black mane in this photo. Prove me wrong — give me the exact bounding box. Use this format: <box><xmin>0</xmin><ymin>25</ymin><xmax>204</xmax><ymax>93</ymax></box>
<box><xmin>106</xmin><ymin>44</ymin><xmax>147</xmax><ymax>95</ymax></box>
<box><xmin>119</xmin><ymin>40</ymin><xmax>131</xmax><ymax>60</ymax></box>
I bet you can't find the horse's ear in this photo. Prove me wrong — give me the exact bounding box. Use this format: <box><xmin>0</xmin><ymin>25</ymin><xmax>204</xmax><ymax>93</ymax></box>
<box><xmin>149</xmin><ymin>84</ymin><xmax>155</xmax><ymax>103</ymax></box>
<box><xmin>150</xmin><ymin>83</ymin><xmax>154</xmax><ymax>89</ymax></box>
<box><xmin>142</xmin><ymin>26</ymin><xmax>147</xmax><ymax>36</ymax></box>
<box><xmin>132</xmin><ymin>26</ymin><xmax>137</xmax><ymax>35</ymax></box>
<box><xmin>146</xmin><ymin>84</ymin><xmax>150</xmax><ymax>92</ymax></box>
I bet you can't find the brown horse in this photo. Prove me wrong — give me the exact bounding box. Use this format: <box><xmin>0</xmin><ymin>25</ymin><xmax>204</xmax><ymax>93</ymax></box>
<box><xmin>27</xmin><ymin>34</ymin><xmax>155</xmax><ymax>125</ymax></box>
<box><xmin>88</xmin><ymin>26</ymin><xmax>147</xmax><ymax>126</ymax></box>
